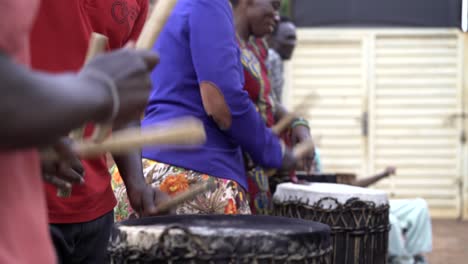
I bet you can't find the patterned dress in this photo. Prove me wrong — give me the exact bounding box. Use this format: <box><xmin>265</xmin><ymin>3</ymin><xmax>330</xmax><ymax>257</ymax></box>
<box><xmin>238</xmin><ymin>37</ymin><xmax>292</xmax><ymax>215</ymax></box>
<box><xmin>111</xmin><ymin>160</ymin><xmax>251</xmax><ymax>221</ymax></box>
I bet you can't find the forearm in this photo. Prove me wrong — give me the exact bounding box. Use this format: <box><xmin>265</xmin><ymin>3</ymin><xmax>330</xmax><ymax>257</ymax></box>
<box><xmin>353</xmin><ymin>172</ymin><xmax>387</xmax><ymax>187</ymax></box>
<box><xmin>0</xmin><ymin>54</ymin><xmax>110</xmax><ymax>149</ymax></box>
<box><xmin>113</xmin><ymin>121</ymin><xmax>146</xmax><ymax>189</ymax></box>
<box><xmin>226</xmin><ymin>100</ymin><xmax>283</xmax><ymax>168</ymax></box>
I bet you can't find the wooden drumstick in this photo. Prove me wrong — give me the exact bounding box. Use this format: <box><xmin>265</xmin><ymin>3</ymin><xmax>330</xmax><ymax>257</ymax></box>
<box><xmin>84</xmin><ymin>33</ymin><xmax>108</xmax><ymax>62</ymax></box>
<box><xmin>69</xmin><ymin>33</ymin><xmax>108</xmax><ymax>142</ymax></box>
<box><xmin>136</xmin><ymin>0</ymin><xmax>179</xmax><ymax>50</ymax></box>
<box><xmin>93</xmin><ymin>0</ymin><xmax>180</xmax><ymax>142</ymax></box>
<box><xmin>265</xmin><ymin>140</ymin><xmax>315</xmax><ymax>177</ymax></box>
<box><xmin>154</xmin><ymin>180</ymin><xmax>216</xmax><ymax>213</ymax></box>
<box><xmin>43</xmin><ymin>117</ymin><xmax>206</xmax><ymax>161</ymax></box>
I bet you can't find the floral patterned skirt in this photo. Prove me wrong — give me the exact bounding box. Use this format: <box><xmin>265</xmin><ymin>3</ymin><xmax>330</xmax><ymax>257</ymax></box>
<box><xmin>111</xmin><ymin>159</ymin><xmax>251</xmax><ymax>222</ymax></box>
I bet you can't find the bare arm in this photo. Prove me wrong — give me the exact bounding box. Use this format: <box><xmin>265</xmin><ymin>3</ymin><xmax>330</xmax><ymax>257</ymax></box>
<box><xmin>353</xmin><ymin>166</ymin><xmax>396</xmax><ymax>187</ymax></box>
<box><xmin>113</xmin><ymin>121</ymin><xmax>145</xmax><ymax>190</ymax></box>
<box><xmin>0</xmin><ymin>53</ymin><xmax>110</xmax><ymax>149</ymax></box>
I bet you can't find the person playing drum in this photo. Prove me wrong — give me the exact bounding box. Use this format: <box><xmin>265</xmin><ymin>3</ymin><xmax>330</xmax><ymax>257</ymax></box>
<box><xmin>230</xmin><ymin>0</ymin><xmax>315</xmax><ymax>215</ymax></box>
<box><xmin>0</xmin><ymin>1</ymin><xmax>158</xmax><ymax>263</ymax></box>
<box><xmin>112</xmin><ymin>0</ymin><xmax>299</xmax><ymax>218</ymax></box>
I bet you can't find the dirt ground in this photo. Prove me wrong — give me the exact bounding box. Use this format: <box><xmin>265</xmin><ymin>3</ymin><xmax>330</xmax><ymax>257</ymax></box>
<box><xmin>427</xmin><ymin>219</ymin><xmax>468</xmax><ymax>264</ymax></box>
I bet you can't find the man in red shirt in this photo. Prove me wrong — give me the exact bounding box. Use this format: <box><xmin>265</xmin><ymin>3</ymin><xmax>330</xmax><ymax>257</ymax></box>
<box><xmin>29</xmin><ymin>0</ymin><xmax>165</xmax><ymax>263</ymax></box>
<box><xmin>0</xmin><ymin>0</ymin><xmax>158</xmax><ymax>263</ymax></box>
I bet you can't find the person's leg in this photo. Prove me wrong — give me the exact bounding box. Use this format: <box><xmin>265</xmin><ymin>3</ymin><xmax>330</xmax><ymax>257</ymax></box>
<box><xmin>72</xmin><ymin>210</ymin><xmax>114</xmax><ymax>264</ymax></box>
<box><xmin>388</xmin><ymin>213</ymin><xmax>409</xmax><ymax>259</ymax></box>
<box><xmin>390</xmin><ymin>199</ymin><xmax>432</xmax><ymax>256</ymax></box>
<box><xmin>49</xmin><ymin>224</ymin><xmax>78</xmax><ymax>264</ymax></box>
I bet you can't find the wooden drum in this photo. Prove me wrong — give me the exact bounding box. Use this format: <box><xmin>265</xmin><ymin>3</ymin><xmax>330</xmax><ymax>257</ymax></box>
<box><xmin>273</xmin><ymin>182</ymin><xmax>390</xmax><ymax>264</ymax></box>
<box><xmin>108</xmin><ymin>214</ymin><xmax>333</xmax><ymax>263</ymax></box>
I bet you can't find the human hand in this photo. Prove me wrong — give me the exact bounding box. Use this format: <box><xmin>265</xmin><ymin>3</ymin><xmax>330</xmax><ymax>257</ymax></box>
<box><xmin>81</xmin><ymin>46</ymin><xmax>159</xmax><ymax>126</ymax></box>
<box><xmin>127</xmin><ymin>184</ymin><xmax>175</xmax><ymax>217</ymax></box>
<box><xmin>384</xmin><ymin>166</ymin><xmax>397</xmax><ymax>177</ymax></box>
<box><xmin>41</xmin><ymin>137</ymin><xmax>84</xmax><ymax>190</ymax></box>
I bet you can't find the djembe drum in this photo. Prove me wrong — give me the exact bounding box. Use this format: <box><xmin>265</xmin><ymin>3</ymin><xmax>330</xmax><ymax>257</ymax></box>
<box><xmin>273</xmin><ymin>183</ymin><xmax>390</xmax><ymax>264</ymax></box>
<box><xmin>108</xmin><ymin>214</ymin><xmax>333</xmax><ymax>263</ymax></box>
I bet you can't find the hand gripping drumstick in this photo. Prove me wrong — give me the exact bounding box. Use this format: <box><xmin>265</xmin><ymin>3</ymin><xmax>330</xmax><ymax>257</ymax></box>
<box><xmin>265</xmin><ymin>140</ymin><xmax>315</xmax><ymax>177</ymax></box>
<box><xmin>154</xmin><ymin>180</ymin><xmax>216</xmax><ymax>213</ymax></box>
<box><xmin>92</xmin><ymin>0</ymin><xmax>180</xmax><ymax>142</ymax></box>
<box><xmin>43</xmin><ymin>117</ymin><xmax>206</xmax><ymax>161</ymax></box>
<box><xmin>263</xmin><ymin>96</ymin><xmax>314</xmax><ymax>178</ymax></box>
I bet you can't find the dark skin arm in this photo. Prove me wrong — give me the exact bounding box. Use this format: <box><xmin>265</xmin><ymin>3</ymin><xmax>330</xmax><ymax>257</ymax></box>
<box><xmin>353</xmin><ymin>166</ymin><xmax>396</xmax><ymax>187</ymax></box>
<box><xmin>113</xmin><ymin>121</ymin><xmax>171</xmax><ymax>216</ymax></box>
<box><xmin>0</xmin><ymin>53</ymin><xmax>110</xmax><ymax>149</ymax></box>
<box><xmin>272</xmin><ymin>97</ymin><xmax>315</xmax><ymax>171</ymax></box>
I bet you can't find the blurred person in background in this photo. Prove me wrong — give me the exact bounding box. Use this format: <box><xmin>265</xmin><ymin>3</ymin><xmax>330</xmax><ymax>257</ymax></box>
<box><xmin>267</xmin><ymin>16</ymin><xmax>297</xmax><ymax>102</ymax></box>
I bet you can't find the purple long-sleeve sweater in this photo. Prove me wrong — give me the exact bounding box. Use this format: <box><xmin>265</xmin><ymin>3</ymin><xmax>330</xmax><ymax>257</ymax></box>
<box><xmin>142</xmin><ymin>0</ymin><xmax>282</xmax><ymax>189</ymax></box>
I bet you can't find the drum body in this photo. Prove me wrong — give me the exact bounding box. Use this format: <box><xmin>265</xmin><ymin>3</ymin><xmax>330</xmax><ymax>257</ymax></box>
<box><xmin>108</xmin><ymin>215</ymin><xmax>333</xmax><ymax>263</ymax></box>
<box><xmin>273</xmin><ymin>183</ymin><xmax>390</xmax><ymax>264</ymax></box>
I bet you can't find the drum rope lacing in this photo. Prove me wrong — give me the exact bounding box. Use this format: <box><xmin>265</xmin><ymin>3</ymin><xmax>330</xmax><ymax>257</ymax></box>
<box><xmin>273</xmin><ymin>196</ymin><xmax>390</xmax><ymax>235</ymax></box>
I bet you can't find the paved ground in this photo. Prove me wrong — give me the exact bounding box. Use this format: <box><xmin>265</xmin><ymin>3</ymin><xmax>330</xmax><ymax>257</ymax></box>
<box><xmin>427</xmin><ymin>219</ymin><xmax>468</xmax><ymax>264</ymax></box>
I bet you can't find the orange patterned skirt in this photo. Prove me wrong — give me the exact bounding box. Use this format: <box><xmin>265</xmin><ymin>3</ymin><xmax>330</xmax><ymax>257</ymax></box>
<box><xmin>111</xmin><ymin>159</ymin><xmax>251</xmax><ymax>221</ymax></box>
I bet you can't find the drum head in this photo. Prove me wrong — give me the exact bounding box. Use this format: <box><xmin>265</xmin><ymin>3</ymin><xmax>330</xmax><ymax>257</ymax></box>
<box><xmin>110</xmin><ymin>215</ymin><xmax>332</xmax><ymax>262</ymax></box>
<box><xmin>273</xmin><ymin>182</ymin><xmax>388</xmax><ymax>208</ymax></box>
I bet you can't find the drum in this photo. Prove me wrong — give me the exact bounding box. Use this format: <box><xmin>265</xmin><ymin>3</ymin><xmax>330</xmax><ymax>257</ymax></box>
<box><xmin>273</xmin><ymin>183</ymin><xmax>390</xmax><ymax>264</ymax></box>
<box><xmin>108</xmin><ymin>214</ymin><xmax>333</xmax><ymax>263</ymax></box>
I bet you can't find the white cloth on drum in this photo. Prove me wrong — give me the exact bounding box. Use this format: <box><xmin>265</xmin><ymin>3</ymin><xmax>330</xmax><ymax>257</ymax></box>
<box><xmin>273</xmin><ymin>182</ymin><xmax>389</xmax><ymax>208</ymax></box>
<box><xmin>388</xmin><ymin>198</ymin><xmax>432</xmax><ymax>264</ymax></box>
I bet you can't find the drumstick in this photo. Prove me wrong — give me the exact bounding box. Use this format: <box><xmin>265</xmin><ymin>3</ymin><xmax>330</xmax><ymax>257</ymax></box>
<box><xmin>154</xmin><ymin>180</ymin><xmax>216</xmax><ymax>213</ymax></box>
<box><xmin>93</xmin><ymin>0</ymin><xmax>180</xmax><ymax>142</ymax></box>
<box><xmin>84</xmin><ymin>33</ymin><xmax>108</xmax><ymax>62</ymax></box>
<box><xmin>43</xmin><ymin>117</ymin><xmax>206</xmax><ymax>161</ymax></box>
<box><xmin>136</xmin><ymin>0</ymin><xmax>179</xmax><ymax>50</ymax></box>
<box><xmin>69</xmin><ymin>33</ymin><xmax>108</xmax><ymax>141</ymax></box>
<box><xmin>265</xmin><ymin>140</ymin><xmax>315</xmax><ymax>177</ymax></box>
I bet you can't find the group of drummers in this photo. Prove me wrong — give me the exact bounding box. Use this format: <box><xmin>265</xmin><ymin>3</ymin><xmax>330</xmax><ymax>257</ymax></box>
<box><xmin>0</xmin><ymin>0</ymin><xmax>432</xmax><ymax>263</ymax></box>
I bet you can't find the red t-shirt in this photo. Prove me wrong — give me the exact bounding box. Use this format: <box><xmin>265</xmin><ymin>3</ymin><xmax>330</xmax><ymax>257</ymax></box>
<box><xmin>30</xmin><ymin>0</ymin><xmax>148</xmax><ymax>223</ymax></box>
<box><xmin>0</xmin><ymin>0</ymin><xmax>56</xmax><ymax>263</ymax></box>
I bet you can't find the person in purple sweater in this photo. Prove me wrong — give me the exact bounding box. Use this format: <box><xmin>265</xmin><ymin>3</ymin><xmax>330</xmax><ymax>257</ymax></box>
<box><xmin>111</xmin><ymin>0</ymin><xmax>298</xmax><ymax>218</ymax></box>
